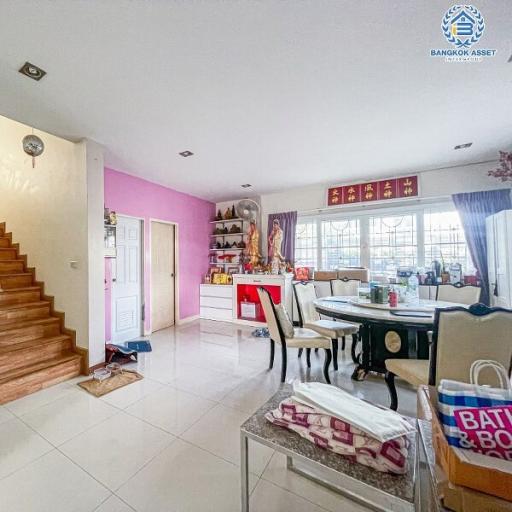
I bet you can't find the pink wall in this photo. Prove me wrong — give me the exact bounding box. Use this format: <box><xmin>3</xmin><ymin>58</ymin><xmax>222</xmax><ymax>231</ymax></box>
<box><xmin>104</xmin><ymin>168</ymin><xmax>214</xmax><ymax>340</ymax></box>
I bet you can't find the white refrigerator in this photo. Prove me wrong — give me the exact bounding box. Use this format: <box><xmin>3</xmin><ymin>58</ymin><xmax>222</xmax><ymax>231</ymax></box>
<box><xmin>486</xmin><ymin>209</ymin><xmax>512</xmax><ymax>308</ymax></box>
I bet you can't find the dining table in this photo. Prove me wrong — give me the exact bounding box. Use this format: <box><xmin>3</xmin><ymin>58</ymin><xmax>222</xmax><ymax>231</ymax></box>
<box><xmin>313</xmin><ymin>296</ymin><xmax>467</xmax><ymax>381</ymax></box>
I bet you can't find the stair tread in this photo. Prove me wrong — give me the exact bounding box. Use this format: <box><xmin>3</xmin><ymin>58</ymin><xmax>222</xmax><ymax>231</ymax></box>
<box><xmin>0</xmin><ymin>335</ymin><xmax>70</xmax><ymax>354</ymax></box>
<box><xmin>0</xmin><ymin>316</ymin><xmax>59</xmax><ymax>333</ymax></box>
<box><xmin>0</xmin><ymin>286</ymin><xmax>40</xmax><ymax>293</ymax></box>
<box><xmin>0</xmin><ymin>260</ymin><xmax>22</xmax><ymax>263</ymax></box>
<box><xmin>0</xmin><ymin>352</ymin><xmax>81</xmax><ymax>384</ymax></box>
<box><xmin>0</xmin><ymin>301</ymin><xmax>49</xmax><ymax>312</ymax></box>
<box><xmin>0</xmin><ymin>273</ymin><xmax>32</xmax><ymax>277</ymax></box>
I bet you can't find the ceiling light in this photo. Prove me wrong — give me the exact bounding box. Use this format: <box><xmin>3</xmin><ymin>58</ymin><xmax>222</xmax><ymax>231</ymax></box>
<box><xmin>241</xmin><ymin>184</ymin><xmax>252</xmax><ymax>188</ymax></box>
<box><xmin>454</xmin><ymin>142</ymin><xmax>473</xmax><ymax>150</ymax></box>
<box><xmin>179</xmin><ymin>150</ymin><xmax>193</xmax><ymax>157</ymax></box>
<box><xmin>18</xmin><ymin>62</ymin><xmax>46</xmax><ymax>81</ymax></box>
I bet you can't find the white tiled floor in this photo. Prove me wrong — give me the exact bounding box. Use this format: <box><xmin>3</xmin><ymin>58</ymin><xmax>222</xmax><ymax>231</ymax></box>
<box><xmin>0</xmin><ymin>319</ymin><xmax>416</xmax><ymax>511</ymax></box>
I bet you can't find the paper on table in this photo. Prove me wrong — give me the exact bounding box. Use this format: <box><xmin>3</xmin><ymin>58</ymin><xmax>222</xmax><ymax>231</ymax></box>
<box><xmin>292</xmin><ymin>381</ymin><xmax>415</xmax><ymax>442</ymax></box>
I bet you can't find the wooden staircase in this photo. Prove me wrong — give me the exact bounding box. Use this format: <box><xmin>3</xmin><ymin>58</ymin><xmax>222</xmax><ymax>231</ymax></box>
<box><xmin>0</xmin><ymin>222</ymin><xmax>83</xmax><ymax>404</ymax></box>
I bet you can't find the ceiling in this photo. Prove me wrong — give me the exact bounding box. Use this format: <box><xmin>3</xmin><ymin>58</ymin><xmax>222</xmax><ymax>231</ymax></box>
<box><xmin>0</xmin><ymin>1</ymin><xmax>511</xmax><ymax>201</ymax></box>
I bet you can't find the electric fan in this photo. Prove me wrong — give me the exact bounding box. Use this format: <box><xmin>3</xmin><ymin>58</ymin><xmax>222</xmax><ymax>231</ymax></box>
<box><xmin>235</xmin><ymin>199</ymin><xmax>260</xmax><ymax>222</ymax></box>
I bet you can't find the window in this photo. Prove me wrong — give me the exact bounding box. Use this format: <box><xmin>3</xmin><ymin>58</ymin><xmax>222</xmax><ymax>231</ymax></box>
<box><xmin>294</xmin><ymin>203</ymin><xmax>476</xmax><ymax>276</ymax></box>
<box><xmin>424</xmin><ymin>209</ymin><xmax>475</xmax><ymax>273</ymax></box>
<box><xmin>321</xmin><ymin>219</ymin><xmax>360</xmax><ymax>269</ymax></box>
<box><xmin>369</xmin><ymin>214</ymin><xmax>417</xmax><ymax>274</ymax></box>
<box><xmin>294</xmin><ymin>221</ymin><xmax>317</xmax><ymax>268</ymax></box>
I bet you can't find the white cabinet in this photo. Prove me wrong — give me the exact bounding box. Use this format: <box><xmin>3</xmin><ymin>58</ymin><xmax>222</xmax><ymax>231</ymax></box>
<box><xmin>487</xmin><ymin>210</ymin><xmax>512</xmax><ymax>308</ymax></box>
<box><xmin>199</xmin><ymin>284</ymin><xmax>234</xmax><ymax>321</ymax></box>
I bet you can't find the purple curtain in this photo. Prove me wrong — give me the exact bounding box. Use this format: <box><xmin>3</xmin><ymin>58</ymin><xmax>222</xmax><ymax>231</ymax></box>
<box><xmin>267</xmin><ymin>211</ymin><xmax>298</xmax><ymax>263</ymax></box>
<box><xmin>452</xmin><ymin>189</ymin><xmax>511</xmax><ymax>305</ymax></box>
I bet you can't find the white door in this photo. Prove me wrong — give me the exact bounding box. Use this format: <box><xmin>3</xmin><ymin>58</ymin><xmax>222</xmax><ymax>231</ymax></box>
<box><xmin>112</xmin><ymin>216</ymin><xmax>142</xmax><ymax>343</ymax></box>
<box><xmin>151</xmin><ymin>221</ymin><xmax>175</xmax><ymax>331</ymax></box>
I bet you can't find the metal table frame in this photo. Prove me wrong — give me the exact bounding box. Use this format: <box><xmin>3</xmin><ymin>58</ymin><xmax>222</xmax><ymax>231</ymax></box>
<box><xmin>241</xmin><ymin>430</ymin><xmax>415</xmax><ymax>512</ymax></box>
<box><xmin>240</xmin><ymin>393</ymin><xmax>416</xmax><ymax>512</ymax></box>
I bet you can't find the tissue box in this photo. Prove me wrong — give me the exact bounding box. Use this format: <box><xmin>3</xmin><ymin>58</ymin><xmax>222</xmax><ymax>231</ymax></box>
<box><xmin>240</xmin><ymin>302</ymin><xmax>257</xmax><ymax>319</ymax></box>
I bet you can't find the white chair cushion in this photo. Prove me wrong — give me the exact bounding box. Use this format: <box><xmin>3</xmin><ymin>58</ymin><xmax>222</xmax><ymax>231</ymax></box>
<box><xmin>286</xmin><ymin>328</ymin><xmax>332</xmax><ymax>349</ymax></box>
<box><xmin>385</xmin><ymin>359</ymin><xmax>429</xmax><ymax>387</ymax></box>
<box><xmin>275</xmin><ymin>304</ymin><xmax>294</xmax><ymax>338</ymax></box>
<box><xmin>304</xmin><ymin>319</ymin><xmax>359</xmax><ymax>338</ymax></box>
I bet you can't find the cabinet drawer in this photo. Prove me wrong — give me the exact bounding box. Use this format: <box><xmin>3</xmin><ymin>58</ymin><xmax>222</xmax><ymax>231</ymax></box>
<box><xmin>200</xmin><ymin>307</ymin><xmax>233</xmax><ymax>321</ymax></box>
<box><xmin>200</xmin><ymin>296</ymin><xmax>232</xmax><ymax>309</ymax></box>
<box><xmin>200</xmin><ymin>285</ymin><xmax>233</xmax><ymax>299</ymax></box>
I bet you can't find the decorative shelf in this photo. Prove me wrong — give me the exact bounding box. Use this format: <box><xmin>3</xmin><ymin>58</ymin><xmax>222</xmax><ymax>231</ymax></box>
<box><xmin>210</xmin><ymin>218</ymin><xmax>244</xmax><ymax>224</ymax></box>
<box><xmin>209</xmin><ymin>262</ymin><xmax>240</xmax><ymax>266</ymax></box>
<box><xmin>210</xmin><ymin>233</ymin><xmax>245</xmax><ymax>238</ymax></box>
<box><xmin>209</xmin><ymin>248</ymin><xmax>244</xmax><ymax>252</ymax></box>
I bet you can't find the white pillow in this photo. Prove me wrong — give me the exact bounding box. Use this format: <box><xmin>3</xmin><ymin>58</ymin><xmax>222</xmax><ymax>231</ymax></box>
<box><xmin>275</xmin><ymin>304</ymin><xmax>294</xmax><ymax>338</ymax></box>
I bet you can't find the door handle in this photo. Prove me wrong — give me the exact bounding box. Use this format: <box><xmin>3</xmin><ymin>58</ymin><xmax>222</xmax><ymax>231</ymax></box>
<box><xmin>112</xmin><ymin>278</ymin><xmax>117</xmax><ymax>282</ymax></box>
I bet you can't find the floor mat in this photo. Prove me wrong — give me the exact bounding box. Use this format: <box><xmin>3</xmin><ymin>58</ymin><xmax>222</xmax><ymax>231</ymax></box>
<box><xmin>126</xmin><ymin>340</ymin><xmax>153</xmax><ymax>352</ymax></box>
<box><xmin>78</xmin><ymin>370</ymin><xmax>143</xmax><ymax>397</ymax></box>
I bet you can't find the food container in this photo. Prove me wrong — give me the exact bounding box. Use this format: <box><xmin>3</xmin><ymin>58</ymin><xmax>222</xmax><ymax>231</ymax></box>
<box><xmin>93</xmin><ymin>368</ymin><xmax>111</xmax><ymax>382</ymax></box>
<box><xmin>106</xmin><ymin>362</ymin><xmax>121</xmax><ymax>375</ymax></box>
<box><xmin>371</xmin><ymin>285</ymin><xmax>389</xmax><ymax>304</ymax></box>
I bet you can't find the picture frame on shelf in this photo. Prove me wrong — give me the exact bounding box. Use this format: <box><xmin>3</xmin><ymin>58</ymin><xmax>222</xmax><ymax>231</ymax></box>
<box><xmin>104</xmin><ymin>225</ymin><xmax>116</xmax><ymax>258</ymax></box>
<box><xmin>212</xmin><ymin>272</ymin><xmax>229</xmax><ymax>285</ymax></box>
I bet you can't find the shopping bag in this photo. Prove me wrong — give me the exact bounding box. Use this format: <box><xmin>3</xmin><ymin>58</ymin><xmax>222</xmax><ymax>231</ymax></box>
<box><xmin>438</xmin><ymin>360</ymin><xmax>512</xmax><ymax>449</ymax></box>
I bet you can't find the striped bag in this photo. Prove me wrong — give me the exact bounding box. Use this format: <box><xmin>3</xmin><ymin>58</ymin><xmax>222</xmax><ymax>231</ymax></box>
<box><xmin>438</xmin><ymin>360</ymin><xmax>512</xmax><ymax>448</ymax></box>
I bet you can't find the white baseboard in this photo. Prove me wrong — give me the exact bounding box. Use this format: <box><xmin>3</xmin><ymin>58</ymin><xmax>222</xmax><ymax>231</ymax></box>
<box><xmin>176</xmin><ymin>314</ymin><xmax>199</xmax><ymax>326</ymax></box>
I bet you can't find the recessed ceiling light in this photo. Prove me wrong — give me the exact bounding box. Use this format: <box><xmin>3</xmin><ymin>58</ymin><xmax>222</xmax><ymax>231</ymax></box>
<box><xmin>18</xmin><ymin>61</ymin><xmax>46</xmax><ymax>81</ymax></box>
<box><xmin>179</xmin><ymin>150</ymin><xmax>194</xmax><ymax>157</ymax></box>
<box><xmin>454</xmin><ymin>142</ymin><xmax>473</xmax><ymax>150</ymax></box>
<box><xmin>241</xmin><ymin>184</ymin><xmax>252</xmax><ymax>188</ymax></box>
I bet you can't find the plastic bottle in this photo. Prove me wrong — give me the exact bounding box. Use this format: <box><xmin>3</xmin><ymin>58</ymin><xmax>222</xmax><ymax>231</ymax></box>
<box><xmin>408</xmin><ymin>273</ymin><xmax>419</xmax><ymax>303</ymax></box>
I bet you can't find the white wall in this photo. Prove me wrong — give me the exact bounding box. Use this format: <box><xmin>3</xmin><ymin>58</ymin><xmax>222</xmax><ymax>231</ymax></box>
<box><xmin>0</xmin><ymin>115</ymin><xmax>105</xmax><ymax>366</ymax></box>
<box><xmin>85</xmin><ymin>140</ymin><xmax>106</xmax><ymax>367</ymax></box>
<box><xmin>258</xmin><ymin>161</ymin><xmax>511</xmax><ymax>258</ymax></box>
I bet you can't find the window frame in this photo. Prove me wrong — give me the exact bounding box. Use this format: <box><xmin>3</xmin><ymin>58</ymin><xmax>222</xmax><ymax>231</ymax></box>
<box><xmin>295</xmin><ymin>200</ymin><xmax>473</xmax><ymax>275</ymax></box>
<box><xmin>320</xmin><ymin>218</ymin><xmax>361</xmax><ymax>270</ymax></box>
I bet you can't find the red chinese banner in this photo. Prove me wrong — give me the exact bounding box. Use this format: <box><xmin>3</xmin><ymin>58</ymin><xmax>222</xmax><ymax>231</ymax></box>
<box><xmin>327</xmin><ymin>176</ymin><xmax>418</xmax><ymax>206</ymax></box>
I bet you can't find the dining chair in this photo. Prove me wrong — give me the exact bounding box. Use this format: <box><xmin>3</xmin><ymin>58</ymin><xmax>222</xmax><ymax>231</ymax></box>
<box><xmin>384</xmin><ymin>304</ymin><xmax>512</xmax><ymax>410</ymax></box>
<box><xmin>330</xmin><ymin>278</ymin><xmax>362</xmax><ymax>364</ymax></box>
<box><xmin>330</xmin><ymin>277</ymin><xmax>360</xmax><ymax>297</ymax></box>
<box><xmin>293</xmin><ymin>281</ymin><xmax>359</xmax><ymax>371</ymax></box>
<box><xmin>257</xmin><ymin>287</ymin><xmax>333</xmax><ymax>383</ymax></box>
<box><xmin>436</xmin><ymin>283</ymin><xmax>481</xmax><ymax>305</ymax></box>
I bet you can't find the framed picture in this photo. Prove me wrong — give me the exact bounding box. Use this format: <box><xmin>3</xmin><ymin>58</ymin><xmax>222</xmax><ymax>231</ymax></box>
<box><xmin>294</xmin><ymin>266</ymin><xmax>310</xmax><ymax>281</ymax></box>
<box><xmin>104</xmin><ymin>225</ymin><xmax>116</xmax><ymax>258</ymax></box>
<box><xmin>212</xmin><ymin>272</ymin><xmax>229</xmax><ymax>285</ymax></box>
